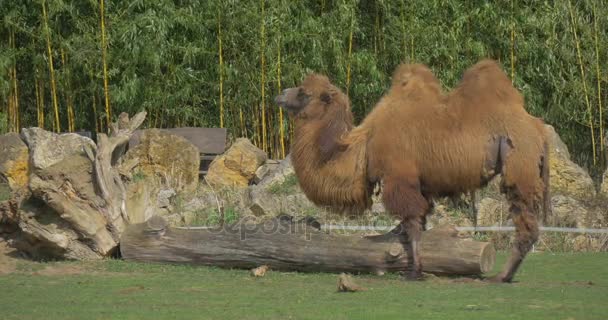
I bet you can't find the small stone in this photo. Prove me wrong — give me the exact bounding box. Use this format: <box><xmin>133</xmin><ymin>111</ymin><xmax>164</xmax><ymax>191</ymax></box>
<box><xmin>337</xmin><ymin>273</ymin><xmax>366</xmax><ymax>292</ymax></box>
<box><xmin>250</xmin><ymin>265</ymin><xmax>269</xmax><ymax>277</ymax></box>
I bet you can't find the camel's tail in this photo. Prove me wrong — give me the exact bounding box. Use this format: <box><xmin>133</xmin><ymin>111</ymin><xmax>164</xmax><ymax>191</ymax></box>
<box><xmin>541</xmin><ymin>139</ymin><xmax>551</xmax><ymax>225</ymax></box>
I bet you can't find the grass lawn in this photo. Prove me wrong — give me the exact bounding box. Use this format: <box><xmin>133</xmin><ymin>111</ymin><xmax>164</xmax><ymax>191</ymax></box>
<box><xmin>0</xmin><ymin>252</ymin><xmax>606</xmax><ymax>320</ymax></box>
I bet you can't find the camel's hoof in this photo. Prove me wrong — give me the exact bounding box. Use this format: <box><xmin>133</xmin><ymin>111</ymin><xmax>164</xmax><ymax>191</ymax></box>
<box><xmin>401</xmin><ymin>271</ymin><xmax>424</xmax><ymax>282</ymax></box>
<box><xmin>483</xmin><ymin>275</ymin><xmax>511</xmax><ymax>284</ymax></box>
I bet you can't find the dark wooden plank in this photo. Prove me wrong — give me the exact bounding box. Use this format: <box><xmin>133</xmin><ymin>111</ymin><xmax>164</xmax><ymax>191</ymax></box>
<box><xmin>129</xmin><ymin>127</ymin><xmax>227</xmax><ymax>154</ymax></box>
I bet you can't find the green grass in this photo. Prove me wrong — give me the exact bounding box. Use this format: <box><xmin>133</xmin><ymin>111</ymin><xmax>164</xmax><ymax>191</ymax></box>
<box><xmin>0</xmin><ymin>252</ymin><xmax>606</xmax><ymax>320</ymax></box>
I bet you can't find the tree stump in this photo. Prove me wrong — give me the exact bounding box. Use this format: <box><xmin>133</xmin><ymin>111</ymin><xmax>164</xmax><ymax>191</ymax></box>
<box><xmin>7</xmin><ymin>112</ymin><xmax>146</xmax><ymax>260</ymax></box>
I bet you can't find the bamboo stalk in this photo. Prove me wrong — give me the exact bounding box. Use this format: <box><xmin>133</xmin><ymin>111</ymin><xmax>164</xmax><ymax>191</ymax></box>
<box><xmin>592</xmin><ymin>2</ymin><xmax>604</xmax><ymax>154</ymax></box>
<box><xmin>8</xmin><ymin>31</ymin><xmax>14</xmax><ymax>132</ymax></box>
<box><xmin>11</xmin><ymin>30</ymin><xmax>20</xmax><ymax>132</ymax></box>
<box><xmin>61</xmin><ymin>49</ymin><xmax>75</xmax><ymax>132</ymax></box>
<box><xmin>13</xmin><ymin>67</ymin><xmax>19</xmax><ymax>131</ymax></box>
<box><xmin>400</xmin><ymin>0</ymin><xmax>407</xmax><ymax>62</ymax></box>
<box><xmin>346</xmin><ymin>12</ymin><xmax>354</xmax><ymax>97</ymax></box>
<box><xmin>410</xmin><ymin>5</ymin><xmax>414</xmax><ymax>61</ymax></box>
<box><xmin>93</xmin><ymin>93</ymin><xmax>100</xmax><ymax>132</ymax></box>
<box><xmin>239</xmin><ymin>107</ymin><xmax>245</xmax><ymax>138</ymax></box>
<box><xmin>510</xmin><ymin>0</ymin><xmax>515</xmax><ymax>83</ymax></box>
<box><xmin>34</xmin><ymin>69</ymin><xmax>43</xmax><ymax>128</ymax></box>
<box><xmin>277</xmin><ymin>37</ymin><xmax>285</xmax><ymax>158</ymax></box>
<box><xmin>42</xmin><ymin>0</ymin><xmax>61</xmax><ymax>133</ymax></box>
<box><xmin>567</xmin><ymin>0</ymin><xmax>596</xmax><ymax>165</ymax></box>
<box><xmin>153</xmin><ymin>104</ymin><xmax>159</xmax><ymax>128</ymax></box>
<box><xmin>218</xmin><ymin>10</ymin><xmax>224</xmax><ymax>128</ymax></box>
<box><xmin>260</xmin><ymin>0</ymin><xmax>267</xmax><ymax>152</ymax></box>
<box><xmin>39</xmin><ymin>72</ymin><xmax>45</xmax><ymax>129</ymax></box>
<box><xmin>374</xmin><ymin>2</ymin><xmax>379</xmax><ymax>56</ymax></box>
<box><xmin>7</xmin><ymin>32</ymin><xmax>14</xmax><ymax>133</ymax></box>
<box><xmin>89</xmin><ymin>70</ymin><xmax>99</xmax><ymax>133</ymax></box>
<box><xmin>100</xmin><ymin>0</ymin><xmax>112</xmax><ymax>130</ymax></box>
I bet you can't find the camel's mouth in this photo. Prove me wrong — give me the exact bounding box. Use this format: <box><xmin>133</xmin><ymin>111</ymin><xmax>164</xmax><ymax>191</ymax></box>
<box><xmin>275</xmin><ymin>88</ymin><xmax>310</xmax><ymax>116</ymax></box>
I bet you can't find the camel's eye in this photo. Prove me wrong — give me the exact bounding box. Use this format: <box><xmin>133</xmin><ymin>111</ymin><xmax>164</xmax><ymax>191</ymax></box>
<box><xmin>320</xmin><ymin>92</ymin><xmax>331</xmax><ymax>104</ymax></box>
<box><xmin>297</xmin><ymin>88</ymin><xmax>307</xmax><ymax>101</ymax></box>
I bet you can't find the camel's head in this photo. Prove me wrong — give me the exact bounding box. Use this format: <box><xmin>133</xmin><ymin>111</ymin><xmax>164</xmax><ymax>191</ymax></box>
<box><xmin>275</xmin><ymin>73</ymin><xmax>349</xmax><ymax>121</ymax></box>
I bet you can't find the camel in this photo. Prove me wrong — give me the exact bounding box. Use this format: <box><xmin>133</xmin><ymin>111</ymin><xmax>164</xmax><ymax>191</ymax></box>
<box><xmin>274</xmin><ymin>59</ymin><xmax>550</xmax><ymax>282</ymax></box>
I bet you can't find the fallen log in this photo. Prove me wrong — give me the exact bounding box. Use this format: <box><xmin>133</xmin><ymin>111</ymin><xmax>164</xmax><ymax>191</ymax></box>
<box><xmin>120</xmin><ymin>216</ymin><xmax>495</xmax><ymax>276</ymax></box>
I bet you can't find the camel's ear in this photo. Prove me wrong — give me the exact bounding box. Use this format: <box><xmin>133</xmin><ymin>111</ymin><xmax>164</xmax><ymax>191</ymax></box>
<box><xmin>320</xmin><ymin>92</ymin><xmax>331</xmax><ymax>105</ymax></box>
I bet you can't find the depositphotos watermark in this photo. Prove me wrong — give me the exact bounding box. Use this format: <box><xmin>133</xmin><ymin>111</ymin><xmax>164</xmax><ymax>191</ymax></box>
<box><xmin>179</xmin><ymin>212</ymin><xmax>404</xmax><ymax>241</ymax></box>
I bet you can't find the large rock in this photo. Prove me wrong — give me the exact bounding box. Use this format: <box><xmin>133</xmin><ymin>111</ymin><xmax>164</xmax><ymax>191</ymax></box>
<box><xmin>600</xmin><ymin>170</ymin><xmax>608</xmax><ymax>198</ymax></box>
<box><xmin>205</xmin><ymin>138</ymin><xmax>267</xmax><ymax>188</ymax></box>
<box><xmin>253</xmin><ymin>160</ymin><xmax>280</xmax><ymax>184</ymax></box>
<box><xmin>476</xmin><ymin>197</ymin><xmax>510</xmax><ymax>226</ymax></box>
<box><xmin>0</xmin><ymin>133</ymin><xmax>30</xmax><ymax>191</ymax></box>
<box><xmin>21</xmin><ymin>128</ymin><xmax>96</xmax><ymax>172</ymax></box>
<box><xmin>549</xmin><ymin>195</ymin><xmax>587</xmax><ymax>228</ymax></box>
<box><xmin>257</xmin><ymin>155</ymin><xmax>294</xmax><ymax>187</ymax></box>
<box><xmin>121</xmin><ymin>129</ymin><xmax>200</xmax><ymax>193</ymax></box>
<box><xmin>247</xmin><ymin>185</ymin><xmax>315</xmax><ymax>217</ymax></box>
<box><xmin>546</xmin><ymin>125</ymin><xmax>596</xmax><ymax>200</ymax></box>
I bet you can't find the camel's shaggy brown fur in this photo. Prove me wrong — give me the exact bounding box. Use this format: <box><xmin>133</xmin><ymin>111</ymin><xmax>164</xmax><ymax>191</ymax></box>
<box><xmin>275</xmin><ymin>59</ymin><xmax>550</xmax><ymax>283</ymax></box>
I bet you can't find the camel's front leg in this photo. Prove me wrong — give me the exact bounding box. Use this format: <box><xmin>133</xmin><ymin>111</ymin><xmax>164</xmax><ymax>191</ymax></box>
<box><xmin>383</xmin><ymin>175</ymin><xmax>429</xmax><ymax>280</ymax></box>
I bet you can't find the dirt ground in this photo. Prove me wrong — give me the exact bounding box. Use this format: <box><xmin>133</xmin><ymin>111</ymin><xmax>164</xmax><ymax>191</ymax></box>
<box><xmin>0</xmin><ymin>241</ymin><xmax>88</xmax><ymax>276</ymax></box>
<box><xmin>0</xmin><ymin>240</ymin><xmax>17</xmax><ymax>274</ymax></box>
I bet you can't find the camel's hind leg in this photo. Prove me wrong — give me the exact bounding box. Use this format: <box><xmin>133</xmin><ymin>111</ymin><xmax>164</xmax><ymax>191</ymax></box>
<box><xmin>490</xmin><ymin>139</ymin><xmax>543</xmax><ymax>283</ymax></box>
<box><xmin>491</xmin><ymin>196</ymin><xmax>540</xmax><ymax>283</ymax></box>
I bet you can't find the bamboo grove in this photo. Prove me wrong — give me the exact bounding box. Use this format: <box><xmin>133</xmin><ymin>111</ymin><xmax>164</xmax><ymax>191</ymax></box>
<box><xmin>0</xmin><ymin>0</ymin><xmax>607</xmax><ymax>176</ymax></box>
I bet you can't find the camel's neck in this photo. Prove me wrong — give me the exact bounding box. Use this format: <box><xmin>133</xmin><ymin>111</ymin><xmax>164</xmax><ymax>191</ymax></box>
<box><xmin>290</xmin><ymin>119</ymin><xmax>371</xmax><ymax>213</ymax></box>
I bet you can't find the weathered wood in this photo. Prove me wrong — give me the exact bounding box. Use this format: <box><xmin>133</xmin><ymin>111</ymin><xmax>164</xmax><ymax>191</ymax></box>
<box><xmin>85</xmin><ymin>112</ymin><xmax>147</xmax><ymax>239</ymax></box>
<box><xmin>7</xmin><ymin>113</ymin><xmax>147</xmax><ymax>260</ymax></box>
<box><xmin>121</xmin><ymin>217</ymin><xmax>495</xmax><ymax>276</ymax></box>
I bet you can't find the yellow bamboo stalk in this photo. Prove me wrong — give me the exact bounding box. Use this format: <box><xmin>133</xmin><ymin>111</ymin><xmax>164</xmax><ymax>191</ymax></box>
<box><xmin>7</xmin><ymin>82</ymin><xmax>13</xmax><ymax>132</ymax></box>
<box><xmin>260</xmin><ymin>0</ymin><xmax>267</xmax><ymax>152</ymax></box>
<box><xmin>34</xmin><ymin>69</ymin><xmax>42</xmax><ymax>128</ymax></box>
<box><xmin>410</xmin><ymin>7</ymin><xmax>414</xmax><ymax>61</ymax></box>
<box><xmin>6</xmin><ymin>37</ymin><xmax>14</xmax><ymax>132</ymax></box>
<box><xmin>93</xmin><ymin>93</ymin><xmax>99</xmax><ymax>132</ymax></box>
<box><xmin>218</xmin><ymin>10</ymin><xmax>224</xmax><ymax>128</ymax></box>
<box><xmin>568</xmin><ymin>0</ymin><xmax>596</xmax><ymax>165</ymax></box>
<box><xmin>277</xmin><ymin>39</ymin><xmax>285</xmax><ymax>158</ymax></box>
<box><xmin>13</xmin><ymin>64</ymin><xmax>19</xmax><ymax>131</ymax></box>
<box><xmin>42</xmin><ymin>0</ymin><xmax>61</xmax><ymax>133</ymax></box>
<box><xmin>38</xmin><ymin>72</ymin><xmax>45</xmax><ymax>129</ymax></box>
<box><xmin>510</xmin><ymin>0</ymin><xmax>515</xmax><ymax>83</ymax></box>
<box><xmin>239</xmin><ymin>108</ymin><xmax>245</xmax><ymax>137</ymax></box>
<box><xmin>89</xmin><ymin>70</ymin><xmax>99</xmax><ymax>132</ymax></box>
<box><xmin>100</xmin><ymin>0</ymin><xmax>112</xmax><ymax>130</ymax></box>
<box><xmin>374</xmin><ymin>3</ymin><xmax>379</xmax><ymax>56</ymax></box>
<box><xmin>11</xmin><ymin>30</ymin><xmax>20</xmax><ymax>131</ymax></box>
<box><xmin>592</xmin><ymin>2</ymin><xmax>604</xmax><ymax>154</ymax></box>
<box><xmin>345</xmin><ymin>15</ymin><xmax>354</xmax><ymax>97</ymax></box>
<box><xmin>8</xmin><ymin>30</ymin><xmax>15</xmax><ymax>132</ymax></box>
<box><xmin>400</xmin><ymin>0</ymin><xmax>407</xmax><ymax>62</ymax></box>
<box><xmin>61</xmin><ymin>49</ymin><xmax>75</xmax><ymax>132</ymax></box>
